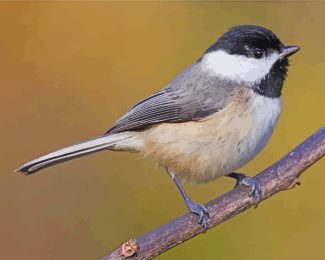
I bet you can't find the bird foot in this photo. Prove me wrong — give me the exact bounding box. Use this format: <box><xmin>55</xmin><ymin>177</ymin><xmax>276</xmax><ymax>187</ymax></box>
<box><xmin>233</xmin><ymin>173</ymin><xmax>262</xmax><ymax>207</ymax></box>
<box><xmin>185</xmin><ymin>198</ymin><xmax>210</xmax><ymax>230</ymax></box>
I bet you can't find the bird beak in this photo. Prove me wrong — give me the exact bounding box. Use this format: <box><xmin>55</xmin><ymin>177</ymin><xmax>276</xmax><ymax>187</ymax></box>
<box><xmin>280</xmin><ymin>45</ymin><xmax>300</xmax><ymax>58</ymax></box>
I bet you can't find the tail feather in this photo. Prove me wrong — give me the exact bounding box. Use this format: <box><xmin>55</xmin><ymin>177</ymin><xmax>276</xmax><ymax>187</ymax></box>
<box><xmin>16</xmin><ymin>133</ymin><xmax>132</xmax><ymax>175</ymax></box>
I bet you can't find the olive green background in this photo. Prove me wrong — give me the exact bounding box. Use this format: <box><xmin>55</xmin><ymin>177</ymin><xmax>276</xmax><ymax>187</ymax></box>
<box><xmin>1</xmin><ymin>2</ymin><xmax>324</xmax><ymax>260</ymax></box>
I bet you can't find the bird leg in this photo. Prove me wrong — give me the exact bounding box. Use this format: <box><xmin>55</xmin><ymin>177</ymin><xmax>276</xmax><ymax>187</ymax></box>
<box><xmin>227</xmin><ymin>172</ymin><xmax>262</xmax><ymax>207</ymax></box>
<box><xmin>167</xmin><ymin>168</ymin><xmax>210</xmax><ymax>230</ymax></box>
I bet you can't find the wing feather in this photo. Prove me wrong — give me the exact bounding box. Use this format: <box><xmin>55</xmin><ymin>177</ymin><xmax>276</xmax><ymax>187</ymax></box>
<box><xmin>106</xmin><ymin>91</ymin><xmax>189</xmax><ymax>134</ymax></box>
<box><xmin>105</xmin><ymin>62</ymin><xmax>231</xmax><ymax>134</ymax></box>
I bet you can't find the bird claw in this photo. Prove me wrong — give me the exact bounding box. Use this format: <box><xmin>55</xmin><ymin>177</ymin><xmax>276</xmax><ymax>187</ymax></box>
<box><xmin>232</xmin><ymin>173</ymin><xmax>262</xmax><ymax>207</ymax></box>
<box><xmin>240</xmin><ymin>176</ymin><xmax>262</xmax><ymax>208</ymax></box>
<box><xmin>185</xmin><ymin>198</ymin><xmax>210</xmax><ymax>230</ymax></box>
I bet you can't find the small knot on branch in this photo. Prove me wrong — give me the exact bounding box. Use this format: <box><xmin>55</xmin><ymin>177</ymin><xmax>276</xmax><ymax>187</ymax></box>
<box><xmin>285</xmin><ymin>177</ymin><xmax>302</xmax><ymax>190</ymax></box>
<box><xmin>121</xmin><ymin>238</ymin><xmax>138</xmax><ymax>258</ymax></box>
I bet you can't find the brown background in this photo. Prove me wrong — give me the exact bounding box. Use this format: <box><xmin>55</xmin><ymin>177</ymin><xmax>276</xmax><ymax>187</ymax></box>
<box><xmin>1</xmin><ymin>2</ymin><xmax>324</xmax><ymax>259</ymax></box>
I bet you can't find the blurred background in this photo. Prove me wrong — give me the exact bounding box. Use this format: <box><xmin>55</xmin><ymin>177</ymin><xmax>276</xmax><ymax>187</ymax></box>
<box><xmin>1</xmin><ymin>1</ymin><xmax>324</xmax><ymax>259</ymax></box>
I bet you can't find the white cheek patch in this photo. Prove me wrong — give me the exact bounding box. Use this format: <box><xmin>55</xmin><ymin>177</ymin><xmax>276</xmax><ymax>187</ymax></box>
<box><xmin>202</xmin><ymin>50</ymin><xmax>280</xmax><ymax>85</ymax></box>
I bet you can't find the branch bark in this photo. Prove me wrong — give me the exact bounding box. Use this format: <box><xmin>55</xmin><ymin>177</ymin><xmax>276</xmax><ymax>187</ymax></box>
<box><xmin>102</xmin><ymin>126</ymin><xmax>325</xmax><ymax>260</ymax></box>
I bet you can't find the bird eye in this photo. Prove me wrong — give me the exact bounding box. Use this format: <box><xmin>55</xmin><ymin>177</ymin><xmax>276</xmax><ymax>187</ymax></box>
<box><xmin>252</xmin><ymin>48</ymin><xmax>264</xmax><ymax>59</ymax></box>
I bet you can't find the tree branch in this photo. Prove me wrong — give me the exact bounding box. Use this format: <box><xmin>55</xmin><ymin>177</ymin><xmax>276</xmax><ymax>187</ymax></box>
<box><xmin>102</xmin><ymin>126</ymin><xmax>325</xmax><ymax>260</ymax></box>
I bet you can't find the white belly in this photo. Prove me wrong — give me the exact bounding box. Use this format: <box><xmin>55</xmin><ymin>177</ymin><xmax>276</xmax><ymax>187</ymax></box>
<box><xmin>234</xmin><ymin>95</ymin><xmax>282</xmax><ymax>170</ymax></box>
<box><xmin>128</xmin><ymin>93</ymin><xmax>282</xmax><ymax>183</ymax></box>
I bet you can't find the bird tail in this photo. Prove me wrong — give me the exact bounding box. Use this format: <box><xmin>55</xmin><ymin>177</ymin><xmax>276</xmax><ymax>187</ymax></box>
<box><xmin>15</xmin><ymin>133</ymin><xmax>133</xmax><ymax>175</ymax></box>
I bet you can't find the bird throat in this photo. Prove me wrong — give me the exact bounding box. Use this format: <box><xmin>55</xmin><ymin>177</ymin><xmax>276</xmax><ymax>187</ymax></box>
<box><xmin>252</xmin><ymin>58</ymin><xmax>289</xmax><ymax>98</ymax></box>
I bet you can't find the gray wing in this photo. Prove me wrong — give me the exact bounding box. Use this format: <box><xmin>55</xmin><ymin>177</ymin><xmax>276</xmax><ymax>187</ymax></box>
<box><xmin>106</xmin><ymin>62</ymin><xmax>234</xmax><ymax>134</ymax></box>
<box><xmin>106</xmin><ymin>90</ymin><xmax>191</xmax><ymax>134</ymax></box>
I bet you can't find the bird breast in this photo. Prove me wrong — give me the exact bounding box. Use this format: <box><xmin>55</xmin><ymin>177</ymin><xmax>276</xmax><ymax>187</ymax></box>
<box><xmin>140</xmin><ymin>89</ymin><xmax>282</xmax><ymax>183</ymax></box>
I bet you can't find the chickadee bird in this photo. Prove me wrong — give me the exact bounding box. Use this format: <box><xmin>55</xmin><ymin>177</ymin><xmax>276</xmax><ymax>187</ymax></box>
<box><xmin>16</xmin><ymin>25</ymin><xmax>300</xmax><ymax>229</ymax></box>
